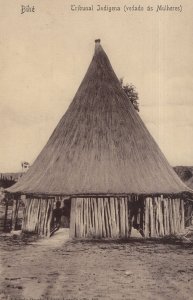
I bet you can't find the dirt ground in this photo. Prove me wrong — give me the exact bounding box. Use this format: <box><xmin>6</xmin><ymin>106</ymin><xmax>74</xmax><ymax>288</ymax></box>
<box><xmin>0</xmin><ymin>229</ymin><xmax>193</xmax><ymax>300</ymax></box>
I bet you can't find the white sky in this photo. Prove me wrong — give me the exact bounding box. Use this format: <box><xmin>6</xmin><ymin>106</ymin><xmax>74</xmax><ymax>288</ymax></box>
<box><xmin>0</xmin><ymin>0</ymin><xmax>193</xmax><ymax>172</ymax></box>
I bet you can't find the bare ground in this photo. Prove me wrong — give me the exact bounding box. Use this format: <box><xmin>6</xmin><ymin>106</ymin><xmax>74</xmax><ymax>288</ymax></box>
<box><xmin>0</xmin><ymin>229</ymin><xmax>193</xmax><ymax>300</ymax></box>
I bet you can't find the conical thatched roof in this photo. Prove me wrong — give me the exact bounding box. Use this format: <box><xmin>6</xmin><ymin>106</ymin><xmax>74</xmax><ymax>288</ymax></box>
<box><xmin>8</xmin><ymin>40</ymin><xmax>190</xmax><ymax>196</ymax></box>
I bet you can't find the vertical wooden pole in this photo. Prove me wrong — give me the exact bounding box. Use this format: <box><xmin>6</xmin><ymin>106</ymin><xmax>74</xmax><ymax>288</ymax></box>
<box><xmin>149</xmin><ymin>197</ymin><xmax>155</xmax><ymax>237</ymax></box>
<box><xmin>100</xmin><ymin>198</ymin><xmax>106</xmax><ymax>237</ymax></box>
<box><xmin>119</xmin><ymin>197</ymin><xmax>123</xmax><ymax>237</ymax></box>
<box><xmin>163</xmin><ymin>198</ymin><xmax>168</xmax><ymax>235</ymax></box>
<box><xmin>11</xmin><ymin>197</ymin><xmax>20</xmax><ymax>231</ymax></box>
<box><xmin>121</xmin><ymin>197</ymin><xmax>126</xmax><ymax>237</ymax></box>
<box><xmin>159</xmin><ymin>197</ymin><xmax>164</xmax><ymax>236</ymax></box>
<box><xmin>70</xmin><ymin>198</ymin><xmax>76</xmax><ymax>238</ymax></box>
<box><xmin>106</xmin><ymin>198</ymin><xmax>112</xmax><ymax>237</ymax></box>
<box><xmin>92</xmin><ymin>197</ymin><xmax>98</xmax><ymax>237</ymax></box>
<box><xmin>48</xmin><ymin>198</ymin><xmax>54</xmax><ymax>236</ymax></box>
<box><xmin>22</xmin><ymin>202</ymin><xmax>26</xmax><ymax>232</ymax></box>
<box><xmin>104</xmin><ymin>198</ymin><xmax>110</xmax><ymax>237</ymax></box>
<box><xmin>76</xmin><ymin>198</ymin><xmax>81</xmax><ymax>238</ymax></box>
<box><xmin>82</xmin><ymin>198</ymin><xmax>86</xmax><ymax>237</ymax></box>
<box><xmin>169</xmin><ymin>198</ymin><xmax>174</xmax><ymax>234</ymax></box>
<box><xmin>154</xmin><ymin>198</ymin><xmax>159</xmax><ymax>236</ymax></box>
<box><xmin>90</xmin><ymin>198</ymin><xmax>94</xmax><ymax>236</ymax></box>
<box><xmin>127</xmin><ymin>196</ymin><xmax>132</xmax><ymax>237</ymax></box>
<box><xmin>181</xmin><ymin>199</ymin><xmax>185</xmax><ymax>232</ymax></box>
<box><xmin>144</xmin><ymin>197</ymin><xmax>150</xmax><ymax>237</ymax></box>
<box><xmin>114</xmin><ymin>198</ymin><xmax>119</xmax><ymax>237</ymax></box>
<box><xmin>79</xmin><ymin>198</ymin><xmax>84</xmax><ymax>237</ymax></box>
<box><xmin>97</xmin><ymin>198</ymin><xmax>103</xmax><ymax>238</ymax></box>
<box><xmin>172</xmin><ymin>199</ymin><xmax>177</xmax><ymax>234</ymax></box>
<box><xmin>110</xmin><ymin>197</ymin><xmax>117</xmax><ymax>238</ymax></box>
<box><xmin>3</xmin><ymin>198</ymin><xmax>9</xmax><ymax>232</ymax></box>
<box><xmin>125</xmin><ymin>197</ymin><xmax>129</xmax><ymax>238</ymax></box>
<box><xmin>176</xmin><ymin>199</ymin><xmax>180</xmax><ymax>232</ymax></box>
<box><xmin>88</xmin><ymin>198</ymin><xmax>92</xmax><ymax>237</ymax></box>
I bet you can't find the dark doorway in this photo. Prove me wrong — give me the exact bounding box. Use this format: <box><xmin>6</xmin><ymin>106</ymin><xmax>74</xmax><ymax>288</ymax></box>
<box><xmin>61</xmin><ymin>198</ymin><xmax>71</xmax><ymax>228</ymax></box>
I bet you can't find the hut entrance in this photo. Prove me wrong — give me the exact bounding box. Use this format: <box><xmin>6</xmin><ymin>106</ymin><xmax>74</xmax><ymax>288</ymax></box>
<box><xmin>129</xmin><ymin>197</ymin><xmax>145</xmax><ymax>238</ymax></box>
<box><xmin>50</xmin><ymin>198</ymin><xmax>71</xmax><ymax>237</ymax></box>
<box><xmin>61</xmin><ymin>198</ymin><xmax>71</xmax><ymax>228</ymax></box>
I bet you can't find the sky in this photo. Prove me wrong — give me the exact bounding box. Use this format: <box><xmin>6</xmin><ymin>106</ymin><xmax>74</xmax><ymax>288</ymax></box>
<box><xmin>0</xmin><ymin>0</ymin><xmax>193</xmax><ymax>172</ymax></box>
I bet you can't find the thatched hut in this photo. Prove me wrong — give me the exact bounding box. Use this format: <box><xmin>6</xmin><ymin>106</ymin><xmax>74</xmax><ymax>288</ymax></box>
<box><xmin>7</xmin><ymin>40</ymin><xmax>191</xmax><ymax>238</ymax></box>
<box><xmin>184</xmin><ymin>177</ymin><xmax>193</xmax><ymax>226</ymax></box>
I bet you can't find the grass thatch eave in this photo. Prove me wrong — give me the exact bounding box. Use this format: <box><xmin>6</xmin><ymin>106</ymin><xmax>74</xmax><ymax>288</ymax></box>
<box><xmin>5</xmin><ymin>190</ymin><xmax>193</xmax><ymax>200</ymax></box>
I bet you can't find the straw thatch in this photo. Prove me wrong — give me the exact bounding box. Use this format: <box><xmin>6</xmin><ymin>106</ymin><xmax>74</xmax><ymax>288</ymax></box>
<box><xmin>7</xmin><ymin>40</ymin><xmax>189</xmax><ymax>196</ymax></box>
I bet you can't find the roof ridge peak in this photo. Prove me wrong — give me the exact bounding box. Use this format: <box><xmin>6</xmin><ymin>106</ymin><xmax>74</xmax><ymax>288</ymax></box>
<box><xmin>95</xmin><ymin>38</ymin><xmax>103</xmax><ymax>53</ymax></box>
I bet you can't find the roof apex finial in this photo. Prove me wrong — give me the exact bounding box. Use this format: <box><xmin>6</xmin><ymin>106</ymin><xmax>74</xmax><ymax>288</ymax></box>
<box><xmin>95</xmin><ymin>39</ymin><xmax>101</xmax><ymax>52</ymax></box>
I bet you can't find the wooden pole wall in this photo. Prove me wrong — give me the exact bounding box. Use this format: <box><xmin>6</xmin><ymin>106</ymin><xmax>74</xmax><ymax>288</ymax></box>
<box><xmin>3</xmin><ymin>199</ymin><xmax>9</xmax><ymax>231</ymax></box>
<box><xmin>144</xmin><ymin>197</ymin><xmax>185</xmax><ymax>237</ymax></box>
<box><xmin>70</xmin><ymin>196</ymin><xmax>185</xmax><ymax>239</ymax></box>
<box><xmin>11</xmin><ymin>196</ymin><xmax>20</xmax><ymax>231</ymax></box>
<box><xmin>19</xmin><ymin>194</ymin><xmax>186</xmax><ymax>239</ymax></box>
<box><xmin>70</xmin><ymin>197</ymin><xmax>131</xmax><ymax>238</ymax></box>
<box><xmin>22</xmin><ymin>197</ymin><xmax>54</xmax><ymax>236</ymax></box>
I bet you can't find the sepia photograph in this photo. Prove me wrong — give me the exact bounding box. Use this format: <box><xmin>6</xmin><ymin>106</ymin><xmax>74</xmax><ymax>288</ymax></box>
<box><xmin>0</xmin><ymin>0</ymin><xmax>193</xmax><ymax>299</ymax></box>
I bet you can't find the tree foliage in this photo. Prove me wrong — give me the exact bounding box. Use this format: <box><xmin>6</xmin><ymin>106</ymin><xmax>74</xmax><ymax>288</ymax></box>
<box><xmin>120</xmin><ymin>78</ymin><xmax>139</xmax><ymax>112</ymax></box>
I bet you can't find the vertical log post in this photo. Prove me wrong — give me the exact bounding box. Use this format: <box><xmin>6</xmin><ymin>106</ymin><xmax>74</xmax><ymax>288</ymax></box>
<box><xmin>3</xmin><ymin>197</ymin><xmax>9</xmax><ymax>232</ymax></box>
<box><xmin>11</xmin><ymin>196</ymin><xmax>20</xmax><ymax>231</ymax></box>
<box><xmin>144</xmin><ymin>197</ymin><xmax>150</xmax><ymax>237</ymax></box>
